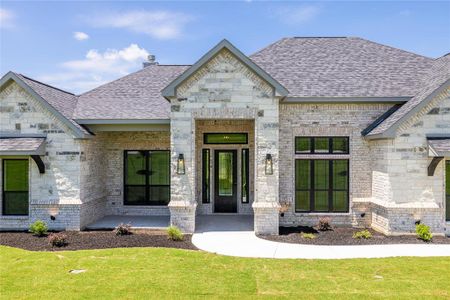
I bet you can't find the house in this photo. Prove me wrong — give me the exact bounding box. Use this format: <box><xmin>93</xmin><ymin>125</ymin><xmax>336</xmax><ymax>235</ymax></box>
<box><xmin>0</xmin><ymin>37</ymin><xmax>449</xmax><ymax>236</ymax></box>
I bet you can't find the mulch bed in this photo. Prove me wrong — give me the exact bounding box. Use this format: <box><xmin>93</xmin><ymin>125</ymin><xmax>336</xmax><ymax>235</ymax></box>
<box><xmin>260</xmin><ymin>226</ymin><xmax>450</xmax><ymax>245</ymax></box>
<box><xmin>0</xmin><ymin>230</ymin><xmax>198</xmax><ymax>251</ymax></box>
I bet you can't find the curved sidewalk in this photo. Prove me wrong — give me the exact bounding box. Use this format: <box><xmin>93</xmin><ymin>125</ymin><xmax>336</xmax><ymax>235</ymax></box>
<box><xmin>192</xmin><ymin>217</ymin><xmax>450</xmax><ymax>259</ymax></box>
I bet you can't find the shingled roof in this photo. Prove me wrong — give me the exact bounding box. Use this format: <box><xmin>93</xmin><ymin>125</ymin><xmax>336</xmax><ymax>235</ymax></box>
<box><xmin>364</xmin><ymin>55</ymin><xmax>450</xmax><ymax>138</ymax></box>
<box><xmin>73</xmin><ymin>64</ymin><xmax>189</xmax><ymax>120</ymax></box>
<box><xmin>0</xmin><ymin>72</ymin><xmax>90</xmax><ymax>137</ymax></box>
<box><xmin>250</xmin><ymin>37</ymin><xmax>433</xmax><ymax>98</ymax></box>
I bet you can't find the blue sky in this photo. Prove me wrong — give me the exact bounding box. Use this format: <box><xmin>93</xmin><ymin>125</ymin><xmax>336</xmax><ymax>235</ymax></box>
<box><xmin>1</xmin><ymin>1</ymin><xmax>449</xmax><ymax>93</ymax></box>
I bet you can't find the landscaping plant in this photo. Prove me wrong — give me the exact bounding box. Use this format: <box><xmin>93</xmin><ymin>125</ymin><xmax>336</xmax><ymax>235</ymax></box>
<box><xmin>301</xmin><ymin>232</ymin><xmax>316</xmax><ymax>239</ymax></box>
<box><xmin>352</xmin><ymin>229</ymin><xmax>373</xmax><ymax>239</ymax></box>
<box><xmin>317</xmin><ymin>217</ymin><xmax>333</xmax><ymax>231</ymax></box>
<box><xmin>29</xmin><ymin>220</ymin><xmax>48</xmax><ymax>237</ymax></box>
<box><xmin>48</xmin><ymin>233</ymin><xmax>67</xmax><ymax>247</ymax></box>
<box><xmin>167</xmin><ymin>226</ymin><xmax>183</xmax><ymax>241</ymax></box>
<box><xmin>416</xmin><ymin>223</ymin><xmax>433</xmax><ymax>242</ymax></box>
<box><xmin>114</xmin><ymin>223</ymin><xmax>132</xmax><ymax>236</ymax></box>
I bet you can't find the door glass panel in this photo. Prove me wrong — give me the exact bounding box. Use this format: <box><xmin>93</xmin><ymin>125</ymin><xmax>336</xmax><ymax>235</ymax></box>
<box><xmin>125</xmin><ymin>151</ymin><xmax>146</xmax><ymax>185</ymax></box>
<box><xmin>3</xmin><ymin>160</ymin><xmax>29</xmax><ymax>215</ymax></box>
<box><xmin>446</xmin><ymin>161</ymin><xmax>450</xmax><ymax>221</ymax></box>
<box><xmin>218</xmin><ymin>152</ymin><xmax>233</xmax><ymax>196</ymax></box>
<box><xmin>202</xmin><ymin>149</ymin><xmax>210</xmax><ymax>203</ymax></box>
<box><xmin>241</xmin><ymin>149</ymin><xmax>249</xmax><ymax>203</ymax></box>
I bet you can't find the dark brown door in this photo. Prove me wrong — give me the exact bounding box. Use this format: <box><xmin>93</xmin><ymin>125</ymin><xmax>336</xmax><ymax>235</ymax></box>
<box><xmin>214</xmin><ymin>150</ymin><xmax>237</xmax><ymax>213</ymax></box>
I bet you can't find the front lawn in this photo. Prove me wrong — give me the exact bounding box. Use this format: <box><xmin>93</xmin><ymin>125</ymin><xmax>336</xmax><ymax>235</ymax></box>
<box><xmin>1</xmin><ymin>246</ymin><xmax>449</xmax><ymax>299</ymax></box>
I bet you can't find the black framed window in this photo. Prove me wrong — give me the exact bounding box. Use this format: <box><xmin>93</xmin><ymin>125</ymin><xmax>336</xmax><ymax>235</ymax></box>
<box><xmin>204</xmin><ymin>133</ymin><xmax>248</xmax><ymax>144</ymax></box>
<box><xmin>295</xmin><ymin>137</ymin><xmax>349</xmax><ymax>154</ymax></box>
<box><xmin>2</xmin><ymin>159</ymin><xmax>29</xmax><ymax>215</ymax></box>
<box><xmin>202</xmin><ymin>149</ymin><xmax>210</xmax><ymax>203</ymax></box>
<box><xmin>124</xmin><ymin>150</ymin><xmax>170</xmax><ymax>206</ymax></box>
<box><xmin>241</xmin><ymin>149</ymin><xmax>249</xmax><ymax>203</ymax></box>
<box><xmin>295</xmin><ymin>159</ymin><xmax>349</xmax><ymax>213</ymax></box>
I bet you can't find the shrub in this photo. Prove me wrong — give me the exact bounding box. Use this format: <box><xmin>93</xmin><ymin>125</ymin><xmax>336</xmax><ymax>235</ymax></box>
<box><xmin>416</xmin><ymin>223</ymin><xmax>433</xmax><ymax>242</ymax></box>
<box><xmin>317</xmin><ymin>217</ymin><xmax>332</xmax><ymax>231</ymax></box>
<box><xmin>48</xmin><ymin>233</ymin><xmax>67</xmax><ymax>247</ymax></box>
<box><xmin>353</xmin><ymin>229</ymin><xmax>373</xmax><ymax>239</ymax></box>
<box><xmin>301</xmin><ymin>232</ymin><xmax>316</xmax><ymax>239</ymax></box>
<box><xmin>167</xmin><ymin>226</ymin><xmax>183</xmax><ymax>241</ymax></box>
<box><xmin>29</xmin><ymin>220</ymin><xmax>48</xmax><ymax>237</ymax></box>
<box><xmin>114</xmin><ymin>223</ymin><xmax>132</xmax><ymax>236</ymax></box>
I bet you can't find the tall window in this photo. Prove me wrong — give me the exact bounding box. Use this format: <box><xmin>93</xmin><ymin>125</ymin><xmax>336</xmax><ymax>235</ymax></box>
<box><xmin>295</xmin><ymin>136</ymin><xmax>349</xmax><ymax>213</ymax></box>
<box><xmin>241</xmin><ymin>149</ymin><xmax>249</xmax><ymax>203</ymax></box>
<box><xmin>124</xmin><ymin>150</ymin><xmax>170</xmax><ymax>205</ymax></box>
<box><xmin>202</xmin><ymin>149</ymin><xmax>210</xmax><ymax>203</ymax></box>
<box><xmin>2</xmin><ymin>159</ymin><xmax>29</xmax><ymax>215</ymax></box>
<box><xmin>295</xmin><ymin>160</ymin><xmax>349</xmax><ymax>212</ymax></box>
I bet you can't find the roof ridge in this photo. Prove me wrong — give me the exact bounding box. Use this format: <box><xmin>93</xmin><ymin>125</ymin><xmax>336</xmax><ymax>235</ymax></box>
<box><xmin>292</xmin><ymin>36</ymin><xmax>349</xmax><ymax>39</ymax></box>
<box><xmin>16</xmin><ymin>73</ymin><xmax>76</xmax><ymax>95</ymax></box>
<box><xmin>352</xmin><ymin>37</ymin><xmax>433</xmax><ymax>60</ymax></box>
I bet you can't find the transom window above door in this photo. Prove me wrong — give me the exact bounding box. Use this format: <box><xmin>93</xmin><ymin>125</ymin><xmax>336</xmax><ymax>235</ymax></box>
<box><xmin>204</xmin><ymin>133</ymin><xmax>248</xmax><ymax>144</ymax></box>
<box><xmin>124</xmin><ymin>150</ymin><xmax>170</xmax><ymax>206</ymax></box>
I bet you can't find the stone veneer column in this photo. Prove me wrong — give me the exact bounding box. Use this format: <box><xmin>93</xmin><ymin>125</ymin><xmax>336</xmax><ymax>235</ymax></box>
<box><xmin>169</xmin><ymin>110</ymin><xmax>197</xmax><ymax>233</ymax></box>
<box><xmin>252</xmin><ymin>103</ymin><xmax>280</xmax><ymax>235</ymax></box>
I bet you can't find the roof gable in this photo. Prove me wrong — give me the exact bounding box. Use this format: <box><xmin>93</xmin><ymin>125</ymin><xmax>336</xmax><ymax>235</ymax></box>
<box><xmin>364</xmin><ymin>55</ymin><xmax>450</xmax><ymax>139</ymax></box>
<box><xmin>161</xmin><ymin>39</ymin><xmax>288</xmax><ymax>98</ymax></box>
<box><xmin>0</xmin><ymin>72</ymin><xmax>90</xmax><ymax>138</ymax></box>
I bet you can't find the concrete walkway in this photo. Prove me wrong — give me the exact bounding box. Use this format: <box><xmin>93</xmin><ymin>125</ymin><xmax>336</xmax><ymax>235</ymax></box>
<box><xmin>192</xmin><ymin>216</ymin><xmax>450</xmax><ymax>259</ymax></box>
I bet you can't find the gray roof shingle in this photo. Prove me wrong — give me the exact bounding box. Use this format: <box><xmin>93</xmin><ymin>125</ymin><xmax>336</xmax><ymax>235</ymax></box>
<box><xmin>0</xmin><ymin>137</ymin><xmax>46</xmax><ymax>154</ymax></box>
<box><xmin>13</xmin><ymin>73</ymin><xmax>90</xmax><ymax>135</ymax></box>
<box><xmin>365</xmin><ymin>55</ymin><xmax>450</xmax><ymax>136</ymax></box>
<box><xmin>250</xmin><ymin>37</ymin><xmax>434</xmax><ymax>98</ymax></box>
<box><xmin>73</xmin><ymin>65</ymin><xmax>189</xmax><ymax>120</ymax></box>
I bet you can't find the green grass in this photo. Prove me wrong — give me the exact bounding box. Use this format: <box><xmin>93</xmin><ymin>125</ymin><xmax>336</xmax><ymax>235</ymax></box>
<box><xmin>1</xmin><ymin>246</ymin><xmax>449</xmax><ymax>299</ymax></box>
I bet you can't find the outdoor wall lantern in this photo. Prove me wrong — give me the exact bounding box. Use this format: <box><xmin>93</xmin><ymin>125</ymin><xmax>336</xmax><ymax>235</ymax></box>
<box><xmin>177</xmin><ymin>154</ymin><xmax>185</xmax><ymax>175</ymax></box>
<box><xmin>265</xmin><ymin>154</ymin><xmax>273</xmax><ymax>175</ymax></box>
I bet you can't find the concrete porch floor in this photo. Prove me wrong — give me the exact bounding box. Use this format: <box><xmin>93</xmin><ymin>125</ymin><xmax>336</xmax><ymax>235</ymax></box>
<box><xmin>195</xmin><ymin>215</ymin><xmax>254</xmax><ymax>233</ymax></box>
<box><xmin>85</xmin><ymin>215</ymin><xmax>170</xmax><ymax>230</ymax></box>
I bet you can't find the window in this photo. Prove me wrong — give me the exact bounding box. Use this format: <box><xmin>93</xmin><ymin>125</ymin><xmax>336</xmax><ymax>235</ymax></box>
<box><xmin>2</xmin><ymin>159</ymin><xmax>29</xmax><ymax>215</ymax></box>
<box><xmin>241</xmin><ymin>149</ymin><xmax>249</xmax><ymax>203</ymax></box>
<box><xmin>204</xmin><ymin>133</ymin><xmax>248</xmax><ymax>144</ymax></box>
<box><xmin>295</xmin><ymin>137</ymin><xmax>349</xmax><ymax>154</ymax></box>
<box><xmin>202</xmin><ymin>149</ymin><xmax>210</xmax><ymax>203</ymax></box>
<box><xmin>295</xmin><ymin>159</ymin><xmax>349</xmax><ymax>212</ymax></box>
<box><xmin>124</xmin><ymin>150</ymin><xmax>170</xmax><ymax>205</ymax></box>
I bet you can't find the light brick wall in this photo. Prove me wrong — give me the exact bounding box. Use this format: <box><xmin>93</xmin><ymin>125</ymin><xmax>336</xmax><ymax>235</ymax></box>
<box><xmin>0</xmin><ymin>82</ymin><xmax>84</xmax><ymax>230</ymax></box>
<box><xmin>170</xmin><ymin>48</ymin><xmax>280</xmax><ymax>233</ymax></box>
<box><xmin>370</xmin><ymin>88</ymin><xmax>450</xmax><ymax>235</ymax></box>
<box><xmin>279</xmin><ymin>103</ymin><xmax>394</xmax><ymax>228</ymax></box>
<box><xmin>98</xmin><ymin>131</ymin><xmax>171</xmax><ymax>216</ymax></box>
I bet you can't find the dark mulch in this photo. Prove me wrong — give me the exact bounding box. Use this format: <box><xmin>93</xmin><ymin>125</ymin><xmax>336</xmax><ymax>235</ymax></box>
<box><xmin>0</xmin><ymin>230</ymin><xmax>198</xmax><ymax>251</ymax></box>
<box><xmin>259</xmin><ymin>226</ymin><xmax>450</xmax><ymax>245</ymax></box>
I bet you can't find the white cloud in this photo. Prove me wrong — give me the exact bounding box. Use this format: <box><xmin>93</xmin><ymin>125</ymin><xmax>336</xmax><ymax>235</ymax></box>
<box><xmin>275</xmin><ymin>5</ymin><xmax>321</xmax><ymax>25</ymax></box>
<box><xmin>38</xmin><ymin>44</ymin><xmax>150</xmax><ymax>93</ymax></box>
<box><xmin>73</xmin><ymin>31</ymin><xmax>89</xmax><ymax>41</ymax></box>
<box><xmin>0</xmin><ymin>8</ymin><xmax>15</xmax><ymax>29</ymax></box>
<box><xmin>86</xmin><ymin>10</ymin><xmax>194</xmax><ymax>40</ymax></box>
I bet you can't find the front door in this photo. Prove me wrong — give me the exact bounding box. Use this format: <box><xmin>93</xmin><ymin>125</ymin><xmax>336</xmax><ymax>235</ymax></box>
<box><xmin>446</xmin><ymin>161</ymin><xmax>449</xmax><ymax>222</ymax></box>
<box><xmin>214</xmin><ymin>150</ymin><xmax>237</xmax><ymax>213</ymax></box>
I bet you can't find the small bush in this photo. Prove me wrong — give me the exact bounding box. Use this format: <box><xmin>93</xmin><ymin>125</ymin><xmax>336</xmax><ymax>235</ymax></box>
<box><xmin>48</xmin><ymin>233</ymin><xmax>67</xmax><ymax>247</ymax></box>
<box><xmin>301</xmin><ymin>232</ymin><xmax>316</xmax><ymax>239</ymax></box>
<box><xmin>114</xmin><ymin>223</ymin><xmax>132</xmax><ymax>236</ymax></box>
<box><xmin>29</xmin><ymin>220</ymin><xmax>48</xmax><ymax>236</ymax></box>
<box><xmin>353</xmin><ymin>229</ymin><xmax>373</xmax><ymax>239</ymax></box>
<box><xmin>416</xmin><ymin>223</ymin><xmax>433</xmax><ymax>242</ymax></box>
<box><xmin>167</xmin><ymin>226</ymin><xmax>183</xmax><ymax>241</ymax></box>
<box><xmin>317</xmin><ymin>217</ymin><xmax>332</xmax><ymax>231</ymax></box>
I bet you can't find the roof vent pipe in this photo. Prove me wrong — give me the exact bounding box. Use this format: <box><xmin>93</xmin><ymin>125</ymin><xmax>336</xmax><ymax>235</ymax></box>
<box><xmin>143</xmin><ymin>54</ymin><xmax>157</xmax><ymax>68</ymax></box>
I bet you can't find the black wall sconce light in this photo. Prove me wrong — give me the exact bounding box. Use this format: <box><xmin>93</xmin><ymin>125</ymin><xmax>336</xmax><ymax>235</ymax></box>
<box><xmin>177</xmin><ymin>154</ymin><xmax>185</xmax><ymax>175</ymax></box>
<box><xmin>265</xmin><ymin>154</ymin><xmax>273</xmax><ymax>175</ymax></box>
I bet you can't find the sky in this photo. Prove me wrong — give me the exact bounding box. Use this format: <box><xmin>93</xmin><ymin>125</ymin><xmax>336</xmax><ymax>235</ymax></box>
<box><xmin>1</xmin><ymin>1</ymin><xmax>450</xmax><ymax>94</ymax></box>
